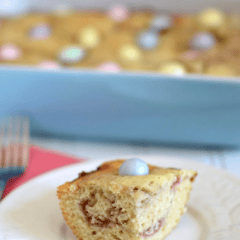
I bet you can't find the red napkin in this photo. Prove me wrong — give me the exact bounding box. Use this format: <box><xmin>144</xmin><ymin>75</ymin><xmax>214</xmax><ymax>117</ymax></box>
<box><xmin>2</xmin><ymin>146</ymin><xmax>86</xmax><ymax>199</ymax></box>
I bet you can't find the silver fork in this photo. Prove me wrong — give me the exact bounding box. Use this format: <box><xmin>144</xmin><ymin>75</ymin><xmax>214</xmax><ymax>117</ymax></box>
<box><xmin>0</xmin><ymin>116</ymin><xmax>30</xmax><ymax>200</ymax></box>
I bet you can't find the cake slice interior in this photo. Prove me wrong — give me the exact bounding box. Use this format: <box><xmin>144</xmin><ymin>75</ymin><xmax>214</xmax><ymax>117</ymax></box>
<box><xmin>57</xmin><ymin>160</ymin><xmax>197</xmax><ymax>240</ymax></box>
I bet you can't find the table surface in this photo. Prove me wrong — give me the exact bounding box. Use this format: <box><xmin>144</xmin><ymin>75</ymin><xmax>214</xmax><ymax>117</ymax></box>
<box><xmin>32</xmin><ymin>137</ymin><xmax>240</xmax><ymax>178</ymax></box>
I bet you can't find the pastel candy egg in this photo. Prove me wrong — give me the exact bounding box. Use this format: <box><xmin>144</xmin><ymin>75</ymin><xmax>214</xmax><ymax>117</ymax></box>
<box><xmin>79</xmin><ymin>27</ymin><xmax>100</xmax><ymax>49</ymax></box>
<box><xmin>108</xmin><ymin>4</ymin><xmax>129</xmax><ymax>22</ymax></box>
<box><xmin>119</xmin><ymin>44</ymin><xmax>142</xmax><ymax>61</ymax></box>
<box><xmin>190</xmin><ymin>32</ymin><xmax>216</xmax><ymax>50</ymax></box>
<box><xmin>119</xmin><ymin>158</ymin><xmax>149</xmax><ymax>176</ymax></box>
<box><xmin>150</xmin><ymin>14</ymin><xmax>173</xmax><ymax>31</ymax></box>
<box><xmin>37</xmin><ymin>60</ymin><xmax>60</xmax><ymax>69</ymax></box>
<box><xmin>29</xmin><ymin>23</ymin><xmax>52</xmax><ymax>40</ymax></box>
<box><xmin>97</xmin><ymin>62</ymin><xmax>121</xmax><ymax>72</ymax></box>
<box><xmin>137</xmin><ymin>30</ymin><xmax>160</xmax><ymax>50</ymax></box>
<box><xmin>0</xmin><ymin>43</ymin><xmax>22</xmax><ymax>61</ymax></box>
<box><xmin>59</xmin><ymin>46</ymin><xmax>86</xmax><ymax>64</ymax></box>
<box><xmin>159</xmin><ymin>62</ymin><xmax>186</xmax><ymax>75</ymax></box>
<box><xmin>198</xmin><ymin>8</ymin><xmax>225</xmax><ymax>29</ymax></box>
<box><xmin>0</xmin><ymin>0</ymin><xmax>30</xmax><ymax>18</ymax></box>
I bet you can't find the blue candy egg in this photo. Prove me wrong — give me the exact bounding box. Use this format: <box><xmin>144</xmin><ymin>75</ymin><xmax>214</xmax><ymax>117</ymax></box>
<box><xmin>137</xmin><ymin>31</ymin><xmax>160</xmax><ymax>50</ymax></box>
<box><xmin>150</xmin><ymin>14</ymin><xmax>173</xmax><ymax>31</ymax></box>
<box><xmin>190</xmin><ymin>32</ymin><xmax>216</xmax><ymax>50</ymax></box>
<box><xmin>29</xmin><ymin>23</ymin><xmax>52</xmax><ymax>40</ymax></box>
<box><xmin>119</xmin><ymin>158</ymin><xmax>149</xmax><ymax>176</ymax></box>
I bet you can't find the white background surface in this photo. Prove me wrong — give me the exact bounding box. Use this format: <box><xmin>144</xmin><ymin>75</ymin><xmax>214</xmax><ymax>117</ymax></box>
<box><xmin>32</xmin><ymin>137</ymin><xmax>240</xmax><ymax>178</ymax></box>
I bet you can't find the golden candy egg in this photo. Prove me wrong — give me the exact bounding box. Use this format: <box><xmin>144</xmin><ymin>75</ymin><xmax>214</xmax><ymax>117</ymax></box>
<box><xmin>198</xmin><ymin>8</ymin><xmax>225</xmax><ymax>29</ymax></box>
<box><xmin>206</xmin><ymin>63</ymin><xmax>237</xmax><ymax>76</ymax></box>
<box><xmin>158</xmin><ymin>62</ymin><xmax>186</xmax><ymax>75</ymax></box>
<box><xmin>119</xmin><ymin>44</ymin><xmax>142</xmax><ymax>61</ymax></box>
<box><xmin>79</xmin><ymin>27</ymin><xmax>100</xmax><ymax>49</ymax></box>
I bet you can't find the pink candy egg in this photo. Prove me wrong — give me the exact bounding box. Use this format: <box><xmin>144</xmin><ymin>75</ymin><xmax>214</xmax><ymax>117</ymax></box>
<box><xmin>97</xmin><ymin>62</ymin><xmax>121</xmax><ymax>72</ymax></box>
<box><xmin>108</xmin><ymin>4</ymin><xmax>129</xmax><ymax>22</ymax></box>
<box><xmin>37</xmin><ymin>60</ymin><xmax>60</xmax><ymax>69</ymax></box>
<box><xmin>0</xmin><ymin>43</ymin><xmax>22</xmax><ymax>60</ymax></box>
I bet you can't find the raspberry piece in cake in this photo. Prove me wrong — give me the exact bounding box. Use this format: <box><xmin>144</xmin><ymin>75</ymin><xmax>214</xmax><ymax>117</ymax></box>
<box><xmin>57</xmin><ymin>159</ymin><xmax>197</xmax><ymax>240</ymax></box>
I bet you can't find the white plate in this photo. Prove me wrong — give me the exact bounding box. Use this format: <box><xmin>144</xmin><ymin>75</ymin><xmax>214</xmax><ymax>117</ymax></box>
<box><xmin>0</xmin><ymin>156</ymin><xmax>240</xmax><ymax>240</ymax></box>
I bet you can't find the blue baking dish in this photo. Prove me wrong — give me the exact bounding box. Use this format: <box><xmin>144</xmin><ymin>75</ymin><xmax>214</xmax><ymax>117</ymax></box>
<box><xmin>1</xmin><ymin>66</ymin><xmax>240</xmax><ymax>147</ymax></box>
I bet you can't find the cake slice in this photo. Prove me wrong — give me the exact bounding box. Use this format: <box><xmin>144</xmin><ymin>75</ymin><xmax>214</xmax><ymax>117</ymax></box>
<box><xmin>57</xmin><ymin>159</ymin><xmax>197</xmax><ymax>240</ymax></box>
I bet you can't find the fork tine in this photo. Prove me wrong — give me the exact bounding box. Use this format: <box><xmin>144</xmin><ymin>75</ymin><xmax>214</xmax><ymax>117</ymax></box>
<box><xmin>21</xmin><ymin>117</ymin><xmax>30</xmax><ymax>169</ymax></box>
<box><xmin>13</xmin><ymin>116</ymin><xmax>20</xmax><ymax>168</ymax></box>
<box><xmin>0</xmin><ymin>121</ymin><xmax>5</xmax><ymax>167</ymax></box>
<box><xmin>5</xmin><ymin>117</ymin><xmax>13</xmax><ymax>168</ymax></box>
<box><xmin>0</xmin><ymin>116</ymin><xmax>30</xmax><ymax>201</ymax></box>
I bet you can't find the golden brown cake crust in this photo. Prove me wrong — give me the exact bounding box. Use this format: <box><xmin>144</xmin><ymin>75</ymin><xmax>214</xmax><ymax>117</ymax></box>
<box><xmin>57</xmin><ymin>159</ymin><xmax>197</xmax><ymax>197</ymax></box>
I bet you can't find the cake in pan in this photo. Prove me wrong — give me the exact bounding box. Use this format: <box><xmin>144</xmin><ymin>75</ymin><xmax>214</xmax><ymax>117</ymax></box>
<box><xmin>0</xmin><ymin>5</ymin><xmax>240</xmax><ymax>76</ymax></box>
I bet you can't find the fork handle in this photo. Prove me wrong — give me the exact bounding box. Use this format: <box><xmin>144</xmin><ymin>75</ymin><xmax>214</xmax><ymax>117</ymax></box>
<box><xmin>0</xmin><ymin>180</ymin><xmax>7</xmax><ymax>200</ymax></box>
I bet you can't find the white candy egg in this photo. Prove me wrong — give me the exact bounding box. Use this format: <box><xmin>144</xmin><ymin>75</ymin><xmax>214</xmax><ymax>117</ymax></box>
<box><xmin>119</xmin><ymin>158</ymin><xmax>149</xmax><ymax>176</ymax></box>
<box><xmin>190</xmin><ymin>32</ymin><xmax>216</xmax><ymax>50</ymax></box>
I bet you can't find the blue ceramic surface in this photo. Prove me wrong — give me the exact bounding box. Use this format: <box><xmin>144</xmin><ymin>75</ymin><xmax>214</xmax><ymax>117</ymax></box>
<box><xmin>0</xmin><ymin>67</ymin><xmax>240</xmax><ymax>147</ymax></box>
